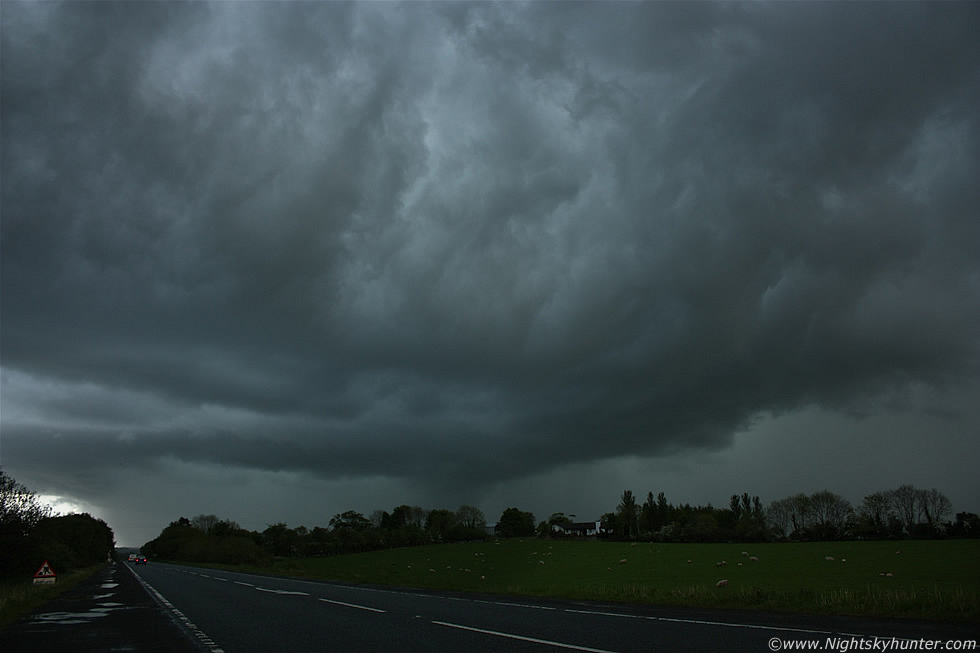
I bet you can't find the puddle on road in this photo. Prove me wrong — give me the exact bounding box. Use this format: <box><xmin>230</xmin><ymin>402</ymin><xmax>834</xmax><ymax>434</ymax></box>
<box><xmin>33</xmin><ymin>600</ymin><xmax>131</xmax><ymax>625</ymax></box>
<box><xmin>33</xmin><ymin>611</ymin><xmax>112</xmax><ymax>625</ymax></box>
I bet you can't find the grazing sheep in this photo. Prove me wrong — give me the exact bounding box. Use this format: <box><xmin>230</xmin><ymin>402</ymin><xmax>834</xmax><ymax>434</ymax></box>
<box><xmin>825</xmin><ymin>556</ymin><xmax>835</xmax><ymax>561</ymax></box>
<box><xmin>687</xmin><ymin>559</ymin><xmax>693</xmax><ymax>564</ymax></box>
<box><xmin>741</xmin><ymin>551</ymin><xmax>749</xmax><ymax>557</ymax></box>
<box><xmin>737</xmin><ymin>562</ymin><xmax>743</xmax><ymax>566</ymax></box>
<box><xmin>619</xmin><ymin>559</ymin><xmax>628</xmax><ymax>564</ymax></box>
<box><xmin>716</xmin><ymin>579</ymin><xmax>728</xmax><ymax>588</ymax></box>
<box><xmin>749</xmin><ymin>556</ymin><xmax>759</xmax><ymax>562</ymax></box>
<box><xmin>539</xmin><ymin>560</ymin><xmax>545</xmax><ymax>565</ymax></box>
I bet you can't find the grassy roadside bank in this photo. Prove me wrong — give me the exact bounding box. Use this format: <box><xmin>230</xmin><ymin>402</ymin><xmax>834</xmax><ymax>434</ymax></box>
<box><xmin>0</xmin><ymin>563</ymin><xmax>109</xmax><ymax>629</ymax></box>
<box><xmin>174</xmin><ymin>539</ymin><xmax>980</xmax><ymax>623</ymax></box>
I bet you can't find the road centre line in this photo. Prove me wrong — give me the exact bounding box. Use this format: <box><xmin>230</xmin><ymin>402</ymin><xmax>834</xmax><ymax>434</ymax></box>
<box><xmin>318</xmin><ymin>598</ymin><xmax>386</xmax><ymax>613</ymax></box>
<box><xmin>432</xmin><ymin>621</ymin><xmax>618</xmax><ymax>653</ymax></box>
<box><xmin>234</xmin><ymin>581</ymin><xmax>254</xmax><ymax>587</ymax></box>
<box><xmin>565</xmin><ymin>609</ymin><xmax>832</xmax><ymax>636</ymax></box>
<box><xmin>255</xmin><ymin>587</ymin><xmax>310</xmax><ymax>596</ymax></box>
<box><xmin>491</xmin><ymin>600</ymin><xmax>557</xmax><ymax>611</ymax></box>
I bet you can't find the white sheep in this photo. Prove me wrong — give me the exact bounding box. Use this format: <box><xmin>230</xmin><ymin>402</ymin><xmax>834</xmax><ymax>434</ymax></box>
<box><xmin>716</xmin><ymin>579</ymin><xmax>728</xmax><ymax>588</ymax></box>
<box><xmin>825</xmin><ymin>556</ymin><xmax>835</xmax><ymax>561</ymax></box>
<box><xmin>749</xmin><ymin>556</ymin><xmax>759</xmax><ymax>562</ymax></box>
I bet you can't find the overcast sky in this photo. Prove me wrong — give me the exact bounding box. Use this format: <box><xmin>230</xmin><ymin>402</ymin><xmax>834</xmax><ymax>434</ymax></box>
<box><xmin>2</xmin><ymin>1</ymin><xmax>978</xmax><ymax>547</ymax></box>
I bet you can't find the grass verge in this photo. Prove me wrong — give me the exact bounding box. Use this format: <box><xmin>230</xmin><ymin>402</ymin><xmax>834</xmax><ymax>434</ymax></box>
<box><xmin>0</xmin><ymin>563</ymin><xmax>108</xmax><ymax>630</ymax></box>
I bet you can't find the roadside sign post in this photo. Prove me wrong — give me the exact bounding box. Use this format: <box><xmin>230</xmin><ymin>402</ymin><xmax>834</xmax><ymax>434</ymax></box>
<box><xmin>33</xmin><ymin>560</ymin><xmax>57</xmax><ymax>585</ymax></box>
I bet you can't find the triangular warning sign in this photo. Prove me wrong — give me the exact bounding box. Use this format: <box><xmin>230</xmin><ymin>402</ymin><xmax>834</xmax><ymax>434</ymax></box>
<box><xmin>34</xmin><ymin>560</ymin><xmax>56</xmax><ymax>578</ymax></box>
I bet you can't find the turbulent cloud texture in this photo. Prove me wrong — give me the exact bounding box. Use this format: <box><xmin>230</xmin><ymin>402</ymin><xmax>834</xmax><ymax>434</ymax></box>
<box><xmin>2</xmin><ymin>2</ymin><xmax>978</xmax><ymax>543</ymax></box>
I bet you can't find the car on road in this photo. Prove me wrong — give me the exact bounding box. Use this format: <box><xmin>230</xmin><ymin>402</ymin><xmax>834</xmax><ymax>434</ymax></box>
<box><xmin>128</xmin><ymin>553</ymin><xmax>138</xmax><ymax>562</ymax></box>
<box><xmin>135</xmin><ymin>555</ymin><xmax>147</xmax><ymax>565</ymax></box>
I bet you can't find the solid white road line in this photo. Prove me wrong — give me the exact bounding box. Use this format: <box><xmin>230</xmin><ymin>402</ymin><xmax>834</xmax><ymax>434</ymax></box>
<box><xmin>432</xmin><ymin>620</ymin><xmax>618</xmax><ymax>653</ymax></box>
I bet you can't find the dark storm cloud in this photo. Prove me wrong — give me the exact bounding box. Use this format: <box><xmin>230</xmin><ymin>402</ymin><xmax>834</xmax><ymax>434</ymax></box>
<box><xmin>3</xmin><ymin>2</ymin><xmax>979</xmax><ymax>502</ymax></box>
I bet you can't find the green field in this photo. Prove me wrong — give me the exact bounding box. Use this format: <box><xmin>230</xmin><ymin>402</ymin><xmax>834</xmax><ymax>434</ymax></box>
<box><xmin>199</xmin><ymin>539</ymin><xmax>979</xmax><ymax>623</ymax></box>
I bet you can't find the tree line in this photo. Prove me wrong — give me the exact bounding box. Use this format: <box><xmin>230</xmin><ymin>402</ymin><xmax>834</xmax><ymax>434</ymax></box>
<box><xmin>0</xmin><ymin>469</ymin><xmax>115</xmax><ymax>582</ymax></box>
<box><xmin>141</xmin><ymin>483</ymin><xmax>976</xmax><ymax>565</ymax></box>
<box><xmin>601</xmin><ymin>485</ymin><xmax>977</xmax><ymax>543</ymax></box>
<box><xmin>141</xmin><ymin>504</ymin><xmax>505</xmax><ymax>564</ymax></box>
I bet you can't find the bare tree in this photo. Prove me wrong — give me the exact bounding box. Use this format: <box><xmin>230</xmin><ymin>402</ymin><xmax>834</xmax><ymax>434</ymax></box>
<box><xmin>859</xmin><ymin>491</ymin><xmax>894</xmax><ymax>527</ymax></box>
<box><xmin>788</xmin><ymin>493</ymin><xmax>812</xmax><ymax>535</ymax></box>
<box><xmin>809</xmin><ymin>490</ymin><xmax>852</xmax><ymax>536</ymax></box>
<box><xmin>190</xmin><ymin>514</ymin><xmax>220</xmax><ymax>534</ymax></box>
<box><xmin>766</xmin><ymin>497</ymin><xmax>793</xmax><ymax>538</ymax></box>
<box><xmin>889</xmin><ymin>485</ymin><xmax>921</xmax><ymax>533</ymax></box>
<box><xmin>917</xmin><ymin>488</ymin><xmax>952</xmax><ymax>527</ymax></box>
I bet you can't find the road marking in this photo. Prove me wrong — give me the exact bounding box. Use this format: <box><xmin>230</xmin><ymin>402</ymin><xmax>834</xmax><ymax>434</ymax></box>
<box><xmin>492</xmin><ymin>600</ymin><xmax>557</xmax><ymax>611</ymax></box>
<box><xmin>318</xmin><ymin>598</ymin><xmax>386</xmax><ymax>613</ymax></box>
<box><xmin>124</xmin><ymin>564</ymin><xmax>225</xmax><ymax>653</ymax></box>
<box><xmin>234</xmin><ymin>581</ymin><xmax>254</xmax><ymax>587</ymax></box>
<box><xmin>255</xmin><ymin>587</ymin><xmax>310</xmax><ymax>596</ymax></box>
<box><xmin>432</xmin><ymin>621</ymin><xmax>617</xmax><ymax>653</ymax></box>
<box><xmin>565</xmin><ymin>609</ymin><xmax>832</xmax><ymax>635</ymax></box>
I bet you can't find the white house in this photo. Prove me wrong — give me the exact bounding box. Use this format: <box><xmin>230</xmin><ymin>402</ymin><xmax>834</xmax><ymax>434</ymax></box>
<box><xmin>551</xmin><ymin>520</ymin><xmax>603</xmax><ymax>536</ymax></box>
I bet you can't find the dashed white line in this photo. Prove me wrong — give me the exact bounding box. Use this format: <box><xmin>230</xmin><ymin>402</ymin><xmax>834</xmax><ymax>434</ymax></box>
<box><xmin>565</xmin><ymin>609</ymin><xmax>833</xmax><ymax>635</ymax></box>
<box><xmin>433</xmin><ymin>621</ymin><xmax>617</xmax><ymax>653</ymax></box>
<box><xmin>255</xmin><ymin>587</ymin><xmax>310</xmax><ymax>596</ymax></box>
<box><xmin>490</xmin><ymin>600</ymin><xmax>557</xmax><ymax>611</ymax></box>
<box><xmin>318</xmin><ymin>598</ymin><xmax>386</xmax><ymax>613</ymax></box>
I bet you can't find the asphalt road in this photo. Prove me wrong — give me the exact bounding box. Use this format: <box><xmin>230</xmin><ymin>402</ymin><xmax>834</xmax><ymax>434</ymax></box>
<box><xmin>4</xmin><ymin>561</ymin><xmax>976</xmax><ymax>652</ymax></box>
